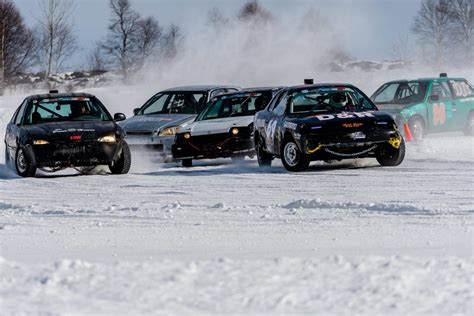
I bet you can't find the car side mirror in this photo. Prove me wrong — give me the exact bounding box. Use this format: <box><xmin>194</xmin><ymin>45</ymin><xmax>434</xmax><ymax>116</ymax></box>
<box><xmin>114</xmin><ymin>113</ymin><xmax>126</xmax><ymax>121</ymax></box>
<box><xmin>133</xmin><ymin>108</ymin><xmax>140</xmax><ymax>115</ymax></box>
<box><xmin>429</xmin><ymin>95</ymin><xmax>440</xmax><ymax>103</ymax></box>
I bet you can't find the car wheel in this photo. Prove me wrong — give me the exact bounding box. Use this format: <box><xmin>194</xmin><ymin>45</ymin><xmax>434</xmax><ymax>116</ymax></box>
<box><xmin>256</xmin><ymin>136</ymin><xmax>272</xmax><ymax>167</ymax></box>
<box><xmin>15</xmin><ymin>145</ymin><xmax>36</xmax><ymax>177</ymax></box>
<box><xmin>409</xmin><ymin>117</ymin><xmax>425</xmax><ymax>140</ymax></box>
<box><xmin>181</xmin><ymin>159</ymin><xmax>192</xmax><ymax>167</ymax></box>
<box><xmin>109</xmin><ymin>141</ymin><xmax>131</xmax><ymax>174</ymax></box>
<box><xmin>463</xmin><ymin>112</ymin><xmax>474</xmax><ymax>136</ymax></box>
<box><xmin>376</xmin><ymin>138</ymin><xmax>406</xmax><ymax>167</ymax></box>
<box><xmin>281</xmin><ymin>138</ymin><xmax>310</xmax><ymax>172</ymax></box>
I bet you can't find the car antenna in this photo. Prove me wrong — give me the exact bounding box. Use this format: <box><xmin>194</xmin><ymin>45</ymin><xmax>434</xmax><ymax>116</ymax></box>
<box><xmin>49</xmin><ymin>89</ymin><xmax>59</xmax><ymax>94</ymax></box>
<box><xmin>304</xmin><ymin>79</ymin><xmax>314</xmax><ymax>85</ymax></box>
<box><xmin>439</xmin><ymin>73</ymin><xmax>447</xmax><ymax>78</ymax></box>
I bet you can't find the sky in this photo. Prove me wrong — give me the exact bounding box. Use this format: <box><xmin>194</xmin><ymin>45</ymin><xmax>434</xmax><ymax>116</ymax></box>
<box><xmin>13</xmin><ymin>0</ymin><xmax>422</xmax><ymax>69</ymax></box>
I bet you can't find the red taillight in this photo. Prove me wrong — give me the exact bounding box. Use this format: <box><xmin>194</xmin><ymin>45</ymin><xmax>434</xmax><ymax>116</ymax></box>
<box><xmin>70</xmin><ymin>135</ymin><xmax>81</xmax><ymax>141</ymax></box>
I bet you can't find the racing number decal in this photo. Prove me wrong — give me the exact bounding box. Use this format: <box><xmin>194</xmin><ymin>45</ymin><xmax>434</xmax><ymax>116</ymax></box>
<box><xmin>264</xmin><ymin>118</ymin><xmax>278</xmax><ymax>150</ymax></box>
<box><xmin>433</xmin><ymin>102</ymin><xmax>446</xmax><ymax>126</ymax></box>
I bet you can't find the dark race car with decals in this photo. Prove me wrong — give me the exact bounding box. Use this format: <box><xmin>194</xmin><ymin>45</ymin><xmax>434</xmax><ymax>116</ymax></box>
<box><xmin>253</xmin><ymin>84</ymin><xmax>405</xmax><ymax>171</ymax></box>
<box><xmin>4</xmin><ymin>91</ymin><xmax>131</xmax><ymax>177</ymax></box>
<box><xmin>172</xmin><ymin>87</ymin><xmax>281</xmax><ymax>167</ymax></box>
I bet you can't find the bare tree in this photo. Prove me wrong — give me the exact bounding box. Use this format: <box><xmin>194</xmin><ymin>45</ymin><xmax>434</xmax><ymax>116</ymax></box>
<box><xmin>102</xmin><ymin>0</ymin><xmax>140</xmax><ymax>77</ymax></box>
<box><xmin>0</xmin><ymin>0</ymin><xmax>36</xmax><ymax>93</ymax></box>
<box><xmin>238</xmin><ymin>0</ymin><xmax>273</xmax><ymax>23</ymax></box>
<box><xmin>412</xmin><ymin>0</ymin><xmax>451</xmax><ymax>66</ymax></box>
<box><xmin>391</xmin><ymin>33</ymin><xmax>412</xmax><ymax>62</ymax></box>
<box><xmin>448</xmin><ymin>0</ymin><xmax>474</xmax><ymax>64</ymax></box>
<box><xmin>87</xmin><ymin>43</ymin><xmax>108</xmax><ymax>73</ymax></box>
<box><xmin>135</xmin><ymin>16</ymin><xmax>162</xmax><ymax>66</ymax></box>
<box><xmin>161</xmin><ymin>24</ymin><xmax>183</xmax><ymax>60</ymax></box>
<box><xmin>36</xmin><ymin>0</ymin><xmax>77</xmax><ymax>80</ymax></box>
<box><xmin>207</xmin><ymin>7</ymin><xmax>229</xmax><ymax>31</ymax></box>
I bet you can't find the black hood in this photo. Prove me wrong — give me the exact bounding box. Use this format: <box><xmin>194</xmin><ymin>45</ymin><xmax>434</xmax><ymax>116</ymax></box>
<box><xmin>23</xmin><ymin>121</ymin><xmax>119</xmax><ymax>141</ymax></box>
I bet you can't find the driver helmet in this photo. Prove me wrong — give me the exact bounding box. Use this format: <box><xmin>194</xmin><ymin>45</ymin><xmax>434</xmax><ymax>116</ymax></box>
<box><xmin>331</xmin><ymin>92</ymin><xmax>347</xmax><ymax>108</ymax></box>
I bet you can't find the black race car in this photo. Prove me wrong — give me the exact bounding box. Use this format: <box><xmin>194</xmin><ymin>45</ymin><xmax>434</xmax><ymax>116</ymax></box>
<box><xmin>253</xmin><ymin>84</ymin><xmax>405</xmax><ymax>171</ymax></box>
<box><xmin>4</xmin><ymin>91</ymin><xmax>131</xmax><ymax>177</ymax></box>
<box><xmin>172</xmin><ymin>87</ymin><xmax>281</xmax><ymax>166</ymax></box>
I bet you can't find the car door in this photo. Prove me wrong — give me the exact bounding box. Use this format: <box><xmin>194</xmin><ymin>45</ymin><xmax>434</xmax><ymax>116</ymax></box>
<box><xmin>262</xmin><ymin>92</ymin><xmax>289</xmax><ymax>154</ymax></box>
<box><xmin>449</xmin><ymin>79</ymin><xmax>474</xmax><ymax>130</ymax></box>
<box><xmin>426</xmin><ymin>81</ymin><xmax>455</xmax><ymax>132</ymax></box>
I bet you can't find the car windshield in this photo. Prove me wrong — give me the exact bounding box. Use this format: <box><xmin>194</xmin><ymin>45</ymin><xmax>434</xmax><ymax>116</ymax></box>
<box><xmin>23</xmin><ymin>97</ymin><xmax>112</xmax><ymax>125</ymax></box>
<box><xmin>139</xmin><ymin>92</ymin><xmax>207</xmax><ymax>115</ymax></box>
<box><xmin>197</xmin><ymin>92</ymin><xmax>270</xmax><ymax>121</ymax></box>
<box><xmin>372</xmin><ymin>81</ymin><xmax>428</xmax><ymax>104</ymax></box>
<box><xmin>289</xmin><ymin>87</ymin><xmax>377</xmax><ymax>114</ymax></box>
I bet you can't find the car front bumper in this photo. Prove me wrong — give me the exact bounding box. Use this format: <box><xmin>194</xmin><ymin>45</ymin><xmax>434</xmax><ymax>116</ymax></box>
<box><xmin>301</xmin><ymin>129</ymin><xmax>401</xmax><ymax>160</ymax></box>
<box><xmin>172</xmin><ymin>133</ymin><xmax>254</xmax><ymax>160</ymax></box>
<box><xmin>125</xmin><ymin>135</ymin><xmax>175</xmax><ymax>154</ymax></box>
<box><xmin>32</xmin><ymin>141</ymin><xmax>124</xmax><ymax>168</ymax></box>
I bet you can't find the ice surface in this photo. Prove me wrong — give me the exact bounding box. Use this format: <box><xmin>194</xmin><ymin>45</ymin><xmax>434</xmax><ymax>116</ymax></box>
<box><xmin>0</xmin><ymin>76</ymin><xmax>473</xmax><ymax>314</ymax></box>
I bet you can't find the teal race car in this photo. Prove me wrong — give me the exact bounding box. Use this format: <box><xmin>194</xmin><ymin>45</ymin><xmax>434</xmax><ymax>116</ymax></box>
<box><xmin>371</xmin><ymin>74</ymin><xmax>474</xmax><ymax>139</ymax></box>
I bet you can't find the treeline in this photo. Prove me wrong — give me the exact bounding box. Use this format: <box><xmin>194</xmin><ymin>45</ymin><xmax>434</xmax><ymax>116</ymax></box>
<box><xmin>0</xmin><ymin>0</ymin><xmax>473</xmax><ymax>93</ymax></box>
<box><xmin>411</xmin><ymin>0</ymin><xmax>473</xmax><ymax>66</ymax></box>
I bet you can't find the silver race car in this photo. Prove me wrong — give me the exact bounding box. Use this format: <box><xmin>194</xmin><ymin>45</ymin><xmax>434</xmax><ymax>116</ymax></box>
<box><xmin>120</xmin><ymin>85</ymin><xmax>239</xmax><ymax>159</ymax></box>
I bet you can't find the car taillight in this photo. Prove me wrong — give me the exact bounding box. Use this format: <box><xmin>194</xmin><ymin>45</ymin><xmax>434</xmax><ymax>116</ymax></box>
<box><xmin>70</xmin><ymin>135</ymin><xmax>81</xmax><ymax>141</ymax></box>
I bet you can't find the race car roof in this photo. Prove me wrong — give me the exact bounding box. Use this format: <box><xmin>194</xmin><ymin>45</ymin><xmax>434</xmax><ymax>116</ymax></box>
<box><xmin>27</xmin><ymin>92</ymin><xmax>96</xmax><ymax>101</ymax></box>
<box><xmin>288</xmin><ymin>83</ymin><xmax>356</xmax><ymax>92</ymax></box>
<box><xmin>383</xmin><ymin>77</ymin><xmax>466</xmax><ymax>84</ymax></box>
<box><xmin>161</xmin><ymin>85</ymin><xmax>240</xmax><ymax>92</ymax></box>
<box><xmin>211</xmin><ymin>86</ymin><xmax>284</xmax><ymax>98</ymax></box>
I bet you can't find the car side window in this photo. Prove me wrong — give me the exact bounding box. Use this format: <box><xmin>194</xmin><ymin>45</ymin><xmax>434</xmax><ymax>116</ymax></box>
<box><xmin>14</xmin><ymin>100</ymin><xmax>28</xmax><ymax>125</ymax></box>
<box><xmin>430</xmin><ymin>82</ymin><xmax>452</xmax><ymax>101</ymax></box>
<box><xmin>450</xmin><ymin>80</ymin><xmax>474</xmax><ymax>98</ymax></box>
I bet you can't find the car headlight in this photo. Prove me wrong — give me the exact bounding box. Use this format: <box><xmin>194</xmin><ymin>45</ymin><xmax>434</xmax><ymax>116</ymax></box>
<box><xmin>231</xmin><ymin>128</ymin><xmax>239</xmax><ymax>135</ymax></box>
<box><xmin>98</xmin><ymin>135</ymin><xmax>117</xmax><ymax>143</ymax></box>
<box><xmin>158</xmin><ymin>126</ymin><xmax>179</xmax><ymax>137</ymax></box>
<box><xmin>183</xmin><ymin>132</ymin><xmax>191</xmax><ymax>140</ymax></box>
<box><xmin>33</xmin><ymin>140</ymin><xmax>49</xmax><ymax>145</ymax></box>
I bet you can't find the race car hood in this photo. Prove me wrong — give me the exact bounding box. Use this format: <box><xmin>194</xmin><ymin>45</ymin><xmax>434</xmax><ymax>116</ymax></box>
<box><xmin>181</xmin><ymin>116</ymin><xmax>254</xmax><ymax>136</ymax></box>
<box><xmin>288</xmin><ymin>111</ymin><xmax>395</xmax><ymax>130</ymax></box>
<box><xmin>119</xmin><ymin>114</ymin><xmax>196</xmax><ymax>132</ymax></box>
<box><xmin>23</xmin><ymin>121</ymin><xmax>119</xmax><ymax>141</ymax></box>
